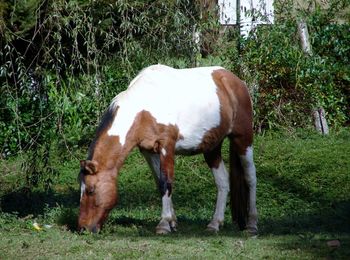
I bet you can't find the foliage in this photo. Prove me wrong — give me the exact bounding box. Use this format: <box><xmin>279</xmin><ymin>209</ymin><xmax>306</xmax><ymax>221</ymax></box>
<box><xmin>237</xmin><ymin>20</ymin><xmax>309</xmax><ymax>130</ymax></box>
<box><xmin>0</xmin><ymin>0</ymin><xmax>349</xmax><ymax>188</ymax></box>
<box><xmin>220</xmin><ymin>0</ymin><xmax>350</xmax><ymax>131</ymax></box>
<box><xmin>0</xmin><ymin>0</ymin><xmax>200</xmax><ymax>188</ymax></box>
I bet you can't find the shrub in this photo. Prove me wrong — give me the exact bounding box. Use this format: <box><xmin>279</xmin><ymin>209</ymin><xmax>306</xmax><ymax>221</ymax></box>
<box><xmin>216</xmin><ymin>0</ymin><xmax>350</xmax><ymax>130</ymax></box>
<box><xmin>0</xmin><ymin>0</ymin><xmax>200</xmax><ymax>188</ymax></box>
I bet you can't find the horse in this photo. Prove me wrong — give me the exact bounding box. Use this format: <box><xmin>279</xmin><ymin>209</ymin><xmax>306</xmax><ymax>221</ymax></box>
<box><xmin>78</xmin><ymin>64</ymin><xmax>258</xmax><ymax>235</ymax></box>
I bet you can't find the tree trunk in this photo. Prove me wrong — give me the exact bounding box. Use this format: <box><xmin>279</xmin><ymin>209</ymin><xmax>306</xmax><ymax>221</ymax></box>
<box><xmin>313</xmin><ymin>108</ymin><xmax>329</xmax><ymax>135</ymax></box>
<box><xmin>298</xmin><ymin>19</ymin><xmax>329</xmax><ymax>134</ymax></box>
<box><xmin>297</xmin><ymin>20</ymin><xmax>313</xmax><ymax>55</ymax></box>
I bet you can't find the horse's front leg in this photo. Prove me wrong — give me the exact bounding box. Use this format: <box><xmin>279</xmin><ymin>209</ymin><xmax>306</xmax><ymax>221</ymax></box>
<box><xmin>156</xmin><ymin>141</ymin><xmax>177</xmax><ymax>234</ymax></box>
<box><xmin>141</xmin><ymin>149</ymin><xmax>177</xmax><ymax>234</ymax></box>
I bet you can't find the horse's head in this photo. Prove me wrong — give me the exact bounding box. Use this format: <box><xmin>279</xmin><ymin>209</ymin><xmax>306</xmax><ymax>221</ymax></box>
<box><xmin>78</xmin><ymin>160</ymin><xmax>117</xmax><ymax>233</ymax></box>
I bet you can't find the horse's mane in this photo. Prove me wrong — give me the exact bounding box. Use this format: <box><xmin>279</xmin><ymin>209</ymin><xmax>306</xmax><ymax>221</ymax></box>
<box><xmin>87</xmin><ymin>105</ymin><xmax>118</xmax><ymax>160</ymax></box>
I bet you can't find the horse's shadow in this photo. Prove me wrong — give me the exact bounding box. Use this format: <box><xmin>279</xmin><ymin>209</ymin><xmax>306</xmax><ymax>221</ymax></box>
<box><xmin>1</xmin><ymin>171</ymin><xmax>349</xmax><ymax>237</ymax></box>
<box><xmin>105</xmin><ymin>203</ymin><xmax>350</xmax><ymax>237</ymax></box>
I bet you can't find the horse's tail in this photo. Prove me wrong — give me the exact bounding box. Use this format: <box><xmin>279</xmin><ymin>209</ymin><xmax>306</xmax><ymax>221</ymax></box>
<box><xmin>229</xmin><ymin>137</ymin><xmax>249</xmax><ymax>230</ymax></box>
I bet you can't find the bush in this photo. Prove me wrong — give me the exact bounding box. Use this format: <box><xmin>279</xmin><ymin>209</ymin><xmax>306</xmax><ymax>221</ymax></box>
<box><xmin>218</xmin><ymin>0</ymin><xmax>350</xmax><ymax>131</ymax></box>
<box><xmin>0</xmin><ymin>0</ymin><xmax>200</xmax><ymax>188</ymax></box>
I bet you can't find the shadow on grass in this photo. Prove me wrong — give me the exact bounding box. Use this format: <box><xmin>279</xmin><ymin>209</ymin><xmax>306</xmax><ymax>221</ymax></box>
<box><xmin>257</xmin><ymin>164</ymin><xmax>350</xmax><ymax>236</ymax></box>
<box><xmin>103</xmin><ymin>203</ymin><xmax>350</xmax><ymax>238</ymax></box>
<box><xmin>0</xmin><ymin>187</ymin><xmax>80</xmax><ymax>231</ymax></box>
<box><xmin>258</xmin><ymin>200</ymin><xmax>350</xmax><ymax>235</ymax></box>
<box><xmin>0</xmin><ymin>184</ymin><xmax>349</xmax><ymax>259</ymax></box>
<box><xmin>0</xmin><ymin>188</ymin><xmax>78</xmax><ymax>215</ymax></box>
<box><xmin>1</xmin><ymin>184</ymin><xmax>349</xmax><ymax>236</ymax></box>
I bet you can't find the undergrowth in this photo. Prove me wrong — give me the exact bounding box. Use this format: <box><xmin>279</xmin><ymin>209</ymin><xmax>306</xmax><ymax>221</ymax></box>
<box><xmin>0</xmin><ymin>0</ymin><xmax>349</xmax><ymax>192</ymax></box>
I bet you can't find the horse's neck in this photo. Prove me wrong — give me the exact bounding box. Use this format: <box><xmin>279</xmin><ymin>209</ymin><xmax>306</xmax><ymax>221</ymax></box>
<box><xmin>89</xmin><ymin>132</ymin><xmax>136</xmax><ymax>173</ymax></box>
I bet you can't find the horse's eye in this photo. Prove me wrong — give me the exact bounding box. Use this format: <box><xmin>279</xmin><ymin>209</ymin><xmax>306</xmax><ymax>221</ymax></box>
<box><xmin>86</xmin><ymin>186</ymin><xmax>95</xmax><ymax>195</ymax></box>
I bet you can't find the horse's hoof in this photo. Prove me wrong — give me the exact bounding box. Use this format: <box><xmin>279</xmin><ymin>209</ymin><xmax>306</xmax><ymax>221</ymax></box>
<box><xmin>170</xmin><ymin>221</ymin><xmax>177</xmax><ymax>232</ymax></box>
<box><xmin>206</xmin><ymin>223</ymin><xmax>219</xmax><ymax>233</ymax></box>
<box><xmin>206</xmin><ymin>226</ymin><xmax>219</xmax><ymax>233</ymax></box>
<box><xmin>245</xmin><ymin>227</ymin><xmax>258</xmax><ymax>237</ymax></box>
<box><xmin>156</xmin><ymin>220</ymin><xmax>171</xmax><ymax>234</ymax></box>
<box><xmin>206</xmin><ymin>219</ymin><xmax>221</xmax><ymax>233</ymax></box>
<box><xmin>156</xmin><ymin>226</ymin><xmax>171</xmax><ymax>234</ymax></box>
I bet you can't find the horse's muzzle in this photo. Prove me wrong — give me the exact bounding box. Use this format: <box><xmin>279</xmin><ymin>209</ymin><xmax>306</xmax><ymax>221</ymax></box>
<box><xmin>79</xmin><ymin>224</ymin><xmax>100</xmax><ymax>234</ymax></box>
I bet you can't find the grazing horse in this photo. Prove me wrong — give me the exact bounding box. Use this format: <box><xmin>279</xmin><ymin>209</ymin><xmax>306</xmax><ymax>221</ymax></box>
<box><xmin>78</xmin><ymin>64</ymin><xmax>257</xmax><ymax>235</ymax></box>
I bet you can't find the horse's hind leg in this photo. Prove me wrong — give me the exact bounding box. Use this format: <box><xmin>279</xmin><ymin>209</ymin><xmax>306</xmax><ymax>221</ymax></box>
<box><xmin>204</xmin><ymin>143</ymin><xmax>230</xmax><ymax>232</ymax></box>
<box><xmin>239</xmin><ymin>146</ymin><xmax>258</xmax><ymax>234</ymax></box>
<box><xmin>230</xmin><ymin>135</ymin><xmax>258</xmax><ymax>235</ymax></box>
<box><xmin>141</xmin><ymin>150</ymin><xmax>177</xmax><ymax>234</ymax></box>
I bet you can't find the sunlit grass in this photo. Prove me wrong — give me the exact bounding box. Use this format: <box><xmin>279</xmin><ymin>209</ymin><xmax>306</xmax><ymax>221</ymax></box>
<box><xmin>1</xmin><ymin>129</ymin><xmax>349</xmax><ymax>258</ymax></box>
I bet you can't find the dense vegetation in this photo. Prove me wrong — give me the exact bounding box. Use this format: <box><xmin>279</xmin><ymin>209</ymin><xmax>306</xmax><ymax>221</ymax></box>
<box><xmin>1</xmin><ymin>0</ymin><xmax>349</xmax><ymax>187</ymax></box>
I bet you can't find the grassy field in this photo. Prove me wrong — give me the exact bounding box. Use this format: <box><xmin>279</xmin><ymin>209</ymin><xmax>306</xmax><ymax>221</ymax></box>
<box><xmin>1</xmin><ymin>129</ymin><xmax>349</xmax><ymax>259</ymax></box>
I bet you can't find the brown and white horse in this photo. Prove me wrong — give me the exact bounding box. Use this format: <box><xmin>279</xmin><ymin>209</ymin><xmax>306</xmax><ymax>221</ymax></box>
<box><xmin>78</xmin><ymin>64</ymin><xmax>258</xmax><ymax>235</ymax></box>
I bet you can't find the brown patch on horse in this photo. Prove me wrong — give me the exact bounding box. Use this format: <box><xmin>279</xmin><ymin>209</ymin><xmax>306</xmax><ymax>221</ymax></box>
<box><xmin>210</xmin><ymin>69</ymin><xmax>254</xmax><ymax>154</ymax></box>
<box><xmin>126</xmin><ymin>110</ymin><xmax>180</xmax><ymax>154</ymax></box>
<box><xmin>86</xmin><ymin>106</ymin><xmax>124</xmax><ymax>172</ymax></box>
<box><xmin>204</xmin><ymin>143</ymin><xmax>223</xmax><ymax>169</ymax></box>
<box><xmin>194</xmin><ymin>68</ymin><xmax>252</xmax><ymax>154</ymax></box>
<box><xmin>93</xmin><ymin>134</ymin><xmax>122</xmax><ymax>171</ymax></box>
<box><xmin>125</xmin><ymin>110</ymin><xmax>180</xmax><ymax>194</ymax></box>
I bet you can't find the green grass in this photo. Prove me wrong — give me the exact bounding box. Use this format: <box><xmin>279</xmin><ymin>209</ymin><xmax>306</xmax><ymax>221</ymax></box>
<box><xmin>1</xmin><ymin>129</ymin><xmax>350</xmax><ymax>259</ymax></box>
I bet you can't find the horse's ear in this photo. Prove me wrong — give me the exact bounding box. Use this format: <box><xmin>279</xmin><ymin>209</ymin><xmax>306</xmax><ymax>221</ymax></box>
<box><xmin>80</xmin><ymin>160</ymin><xmax>98</xmax><ymax>175</ymax></box>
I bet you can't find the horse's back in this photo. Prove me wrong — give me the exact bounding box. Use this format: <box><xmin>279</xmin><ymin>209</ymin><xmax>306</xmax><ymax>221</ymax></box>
<box><xmin>114</xmin><ymin>64</ymin><xmax>224</xmax><ymax>123</ymax></box>
<box><xmin>126</xmin><ymin>64</ymin><xmax>224</xmax><ymax>95</ymax></box>
<box><xmin>109</xmin><ymin>64</ymin><xmax>251</xmax><ymax>151</ymax></box>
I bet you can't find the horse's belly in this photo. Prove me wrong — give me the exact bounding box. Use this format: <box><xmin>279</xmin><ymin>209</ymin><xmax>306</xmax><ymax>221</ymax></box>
<box><xmin>174</xmin><ymin>104</ymin><xmax>221</xmax><ymax>153</ymax></box>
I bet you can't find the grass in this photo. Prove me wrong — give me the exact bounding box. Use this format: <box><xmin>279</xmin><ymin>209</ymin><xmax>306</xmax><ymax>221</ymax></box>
<box><xmin>0</xmin><ymin>129</ymin><xmax>350</xmax><ymax>259</ymax></box>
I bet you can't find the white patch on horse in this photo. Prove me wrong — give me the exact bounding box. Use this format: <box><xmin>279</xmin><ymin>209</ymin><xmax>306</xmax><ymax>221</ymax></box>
<box><xmin>207</xmin><ymin>160</ymin><xmax>230</xmax><ymax>231</ymax></box>
<box><xmin>161</xmin><ymin>190</ymin><xmax>173</xmax><ymax>221</ymax></box>
<box><xmin>161</xmin><ymin>148</ymin><xmax>167</xmax><ymax>157</ymax></box>
<box><xmin>107</xmin><ymin>64</ymin><xmax>222</xmax><ymax>150</ymax></box>
<box><xmin>80</xmin><ymin>180</ymin><xmax>86</xmax><ymax>201</ymax></box>
<box><xmin>240</xmin><ymin>146</ymin><xmax>256</xmax><ymax>186</ymax></box>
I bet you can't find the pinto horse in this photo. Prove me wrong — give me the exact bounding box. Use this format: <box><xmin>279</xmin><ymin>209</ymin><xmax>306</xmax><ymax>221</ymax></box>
<box><xmin>78</xmin><ymin>64</ymin><xmax>257</xmax><ymax>235</ymax></box>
